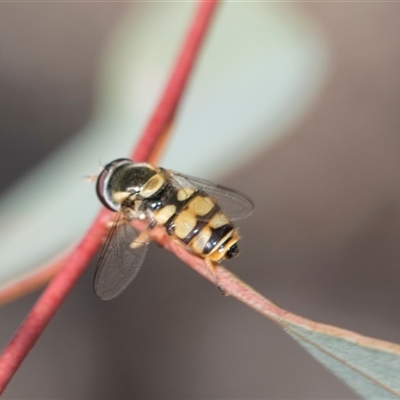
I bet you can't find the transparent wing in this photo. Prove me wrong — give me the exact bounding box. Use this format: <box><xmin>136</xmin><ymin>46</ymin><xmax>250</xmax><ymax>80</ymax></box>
<box><xmin>168</xmin><ymin>171</ymin><xmax>254</xmax><ymax>221</ymax></box>
<box><xmin>94</xmin><ymin>210</ymin><xmax>148</xmax><ymax>300</ymax></box>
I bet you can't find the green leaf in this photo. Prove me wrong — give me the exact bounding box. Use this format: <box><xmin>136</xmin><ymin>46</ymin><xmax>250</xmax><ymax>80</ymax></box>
<box><xmin>286</xmin><ymin>323</ymin><xmax>400</xmax><ymax>399</ymax></box>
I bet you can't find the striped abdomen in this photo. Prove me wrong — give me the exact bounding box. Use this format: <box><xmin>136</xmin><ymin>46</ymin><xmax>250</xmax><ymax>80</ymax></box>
<box><xmin>150</xmin><ymin>184</ymin><xmax>240</xmax><ymax>263</ymax></box>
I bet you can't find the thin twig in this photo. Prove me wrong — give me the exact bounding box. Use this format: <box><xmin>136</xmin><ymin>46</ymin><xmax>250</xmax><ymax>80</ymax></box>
<box><xmin>147</xmin><ymin>224</ymin><xmax>400</xmax><ymax>355</ymax></box>
<box><xmin>131</xmin><ymin>0</ymin><xmax>218</xmax><ymax>163</ymax></box>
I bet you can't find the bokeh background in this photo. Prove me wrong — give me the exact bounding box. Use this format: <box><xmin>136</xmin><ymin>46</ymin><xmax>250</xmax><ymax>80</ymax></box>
<box><xmin>1</xmin><ymin>2</ymin><xmax>400</xmax><ymax>399</ymax></box>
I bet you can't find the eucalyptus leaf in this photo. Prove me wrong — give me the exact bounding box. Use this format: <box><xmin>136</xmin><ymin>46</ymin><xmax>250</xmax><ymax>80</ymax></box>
<box><xmin>286</xmin><ymin>323</ymin><xmax>400</xmax><ymax>399</ymax></box>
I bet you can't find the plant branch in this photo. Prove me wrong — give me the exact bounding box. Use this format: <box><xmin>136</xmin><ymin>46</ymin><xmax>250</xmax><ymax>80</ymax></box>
<box><xmin>147</xmin><ymin>223</ymin><xmax>400</xmax><ymax>355</ymax></box>
<box><xmin>0</xmin><ymin>0</ymin><xmax>219</xmax><ymax>393</ymax></box>
<box><xmin>131</xmin><ymin>0</ymin><xmax>218</xmax><ymax>163</ymax></box>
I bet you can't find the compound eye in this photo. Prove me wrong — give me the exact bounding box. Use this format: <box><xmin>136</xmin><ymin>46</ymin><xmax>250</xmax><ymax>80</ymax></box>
<box><xmin>96</xmin><ymin>158</ymin><xmax>132</xmax><ymax>211</ymax></box>
<box><xmin>96</xmin><ymin>167</ymin><xmax>114</xmax><ymax>211</ymax></box>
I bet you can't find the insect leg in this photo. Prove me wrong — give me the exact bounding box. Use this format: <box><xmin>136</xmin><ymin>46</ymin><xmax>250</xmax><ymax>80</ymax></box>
<box><xmin>129</xmin><ymin>229</ymin><xmax>152</xmax><ymax>249</ymax></box>
<box><xmin>205</xmin><ymin>258</ymin><xmax>227</xmax><ymax>296</ymax></box>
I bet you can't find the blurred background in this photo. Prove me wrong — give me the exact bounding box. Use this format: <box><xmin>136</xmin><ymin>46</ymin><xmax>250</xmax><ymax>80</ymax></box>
<box><xmin>1</xmin><ymin>2</ymin><xmax>400</xmax><ymax>399</ymax></box>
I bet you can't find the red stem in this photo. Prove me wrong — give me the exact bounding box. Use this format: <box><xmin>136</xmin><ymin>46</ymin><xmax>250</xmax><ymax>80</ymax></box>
<box><xmin>0</xmin><ymin>0</ymin><xmax>218</xmax><ymax>393</ymax></box>
<box><xmin>132</xmin><ymin>0</ymin><xmax>218</xmax><ymax>163</ymax></box>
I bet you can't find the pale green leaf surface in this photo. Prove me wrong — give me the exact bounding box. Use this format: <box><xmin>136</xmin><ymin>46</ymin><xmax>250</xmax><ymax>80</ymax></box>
<box><xmin>285</xmin><ymin>323</ymin><xmax>400</xmax><ymax>399</ymax></box>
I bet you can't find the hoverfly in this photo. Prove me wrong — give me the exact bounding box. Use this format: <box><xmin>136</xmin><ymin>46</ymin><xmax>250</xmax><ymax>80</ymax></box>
<box><xmin>94</xmin><ymin>158</ymin><xmax>254</xmax><ymax>299</ymax></box>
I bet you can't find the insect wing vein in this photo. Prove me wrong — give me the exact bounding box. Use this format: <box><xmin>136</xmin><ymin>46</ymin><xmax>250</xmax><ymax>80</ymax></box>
<box><xmin>169</xmin><ymin>171</ymin><xmax>254</xmax><ymax>221</ymax></box>
<box><xmin>94</xmin><ymin>211</ymin><xmax>148</xmax><ymax>300</ymax></box>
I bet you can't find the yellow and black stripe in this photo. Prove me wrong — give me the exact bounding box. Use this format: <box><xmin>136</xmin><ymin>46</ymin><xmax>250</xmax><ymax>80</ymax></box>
<box><xmin>141</xmin><ymin>170</ymin><xmax>240</xmax><ymax>263</ymax></box>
